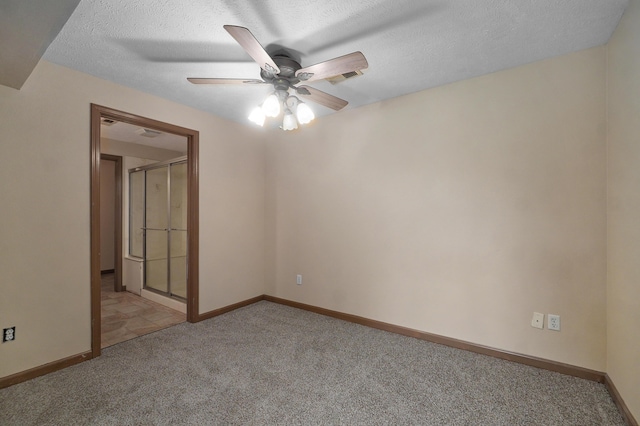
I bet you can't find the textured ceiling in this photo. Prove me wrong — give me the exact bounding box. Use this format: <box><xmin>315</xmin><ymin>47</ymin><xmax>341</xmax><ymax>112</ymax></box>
<box><xmin>42</xmin><ymin>0</ymin><xmax>628</xmax><ymax>127</ymax></box>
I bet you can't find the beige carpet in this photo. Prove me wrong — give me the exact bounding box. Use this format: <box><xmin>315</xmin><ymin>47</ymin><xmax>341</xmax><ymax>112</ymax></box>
<box><xmin>0</xmin><ymin>301</ymin><xmax>625</xmax><ymax>425</ymax></box>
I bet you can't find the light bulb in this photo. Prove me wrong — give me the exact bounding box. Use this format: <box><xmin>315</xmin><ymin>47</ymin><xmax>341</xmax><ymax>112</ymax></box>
<box><xmin>248</xmin><ymin>106</ymin><xmax>265</xmax><ymax>126</ymax></box>
<box><xmin>296</xmin><ymin>102</ymin><xmax>315</xmax><ymax>124</ymax></box>
<box><xmin>262</xmin><ymin>94</ymin><xmax>280</xmax><ymax>117</ymax></box>
<box><xmin>282</xmin><ymin>110</ymin><xmax>298</xmax><ymax>131</ymax></box>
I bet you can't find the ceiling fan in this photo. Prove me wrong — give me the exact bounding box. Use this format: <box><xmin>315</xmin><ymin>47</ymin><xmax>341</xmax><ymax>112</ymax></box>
<box><xmin>188</xmin><ymin>25</ymin><xmax>368</xmax><ymax>130</ymax></box>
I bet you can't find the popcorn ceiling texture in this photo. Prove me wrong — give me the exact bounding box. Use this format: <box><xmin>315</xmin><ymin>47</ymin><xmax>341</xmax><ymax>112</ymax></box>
<box><xmin>42</xmin><ymin>0</ymin><xmax>628</xmax><ymax>125</ymax></box>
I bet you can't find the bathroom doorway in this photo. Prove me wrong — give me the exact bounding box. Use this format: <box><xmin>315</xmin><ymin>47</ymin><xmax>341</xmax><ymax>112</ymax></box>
<box><xmin>90</xmin><ymin>104</ymin><xmax>200</xmax><ymax>358</ymax></box>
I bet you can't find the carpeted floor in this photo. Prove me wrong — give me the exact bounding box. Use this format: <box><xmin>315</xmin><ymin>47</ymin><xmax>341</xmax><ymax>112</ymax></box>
<box><xmin>0</xmin><ymin>301</ymin><xmax>625</xmax><ymax>425</ymax></box>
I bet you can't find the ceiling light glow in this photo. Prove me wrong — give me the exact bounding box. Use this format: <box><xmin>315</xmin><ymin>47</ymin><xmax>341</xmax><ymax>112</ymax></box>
<box><xmin>248</xmin><ymin>107</ymin><xmax>265</xmax><ymax>126</ymax></box>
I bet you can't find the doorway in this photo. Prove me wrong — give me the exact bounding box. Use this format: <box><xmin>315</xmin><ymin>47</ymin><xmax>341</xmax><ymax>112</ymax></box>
<box><xmin>90</xmin><ymin>104</ymin><xmax>200</xmax><ymax>358</ymax></box>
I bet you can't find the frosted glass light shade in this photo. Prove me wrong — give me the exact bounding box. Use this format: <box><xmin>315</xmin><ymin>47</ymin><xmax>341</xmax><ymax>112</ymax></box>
<box><xmin>248</xmin><ymin>107</ymin><xmax>265</xmax><ymax>126</ymax></box>
<box><xmin>282</xmin><ymin>111</ymin><xmax>298</xmax><ymax>131</ymax></box>
<box><xmin>262</xmin><ymin>94</ymin><xmax>280</xmax><ymax>117</ymax></box>
<box><xmin>296</xmin><ymin>102</ymin><xmax>315</xmax><ymax>124</ymax></box>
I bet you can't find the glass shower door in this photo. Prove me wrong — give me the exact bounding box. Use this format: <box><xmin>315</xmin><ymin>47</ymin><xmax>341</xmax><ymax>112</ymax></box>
<box><xmin>129</xmin><ymin>170</ymin><xmax>145</xmax><ymax>258</ymax></box>
<box><xmin>132</xmin><ymin>157</ymin><xmax>187</xmax><ymax>301</ymax></box>
<box><xmin>145</xmin><ymin>166</ymin><xmax>168</xmax><ymax>294</ymax></box>
<box><xmin>169</xmin><ymin>162</ymin><xmax>187</xmax><ymax>299</ymax></box>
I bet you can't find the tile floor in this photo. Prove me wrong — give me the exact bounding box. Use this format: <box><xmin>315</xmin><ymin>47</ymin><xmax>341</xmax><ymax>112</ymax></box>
<box><xmin>101</xmin><ymin>273</ymin><xmax>186</xmax><ymax>348</ymax></box>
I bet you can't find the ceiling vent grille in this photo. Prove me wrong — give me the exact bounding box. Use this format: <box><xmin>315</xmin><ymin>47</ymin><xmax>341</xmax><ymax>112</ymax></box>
<box><xmin>100</xmin><ymin>118</ymin><xmax>116</xmax><ymax>126</ymax></box>
<box><xmin>136</xmin><ymin>128</ymin><xmax>163</xmax><ymax>138</ymax></box>
<box><xmin>326</xmin><ymin>70</ymin><xmax>363</xmax><ymax>85</ymax></box>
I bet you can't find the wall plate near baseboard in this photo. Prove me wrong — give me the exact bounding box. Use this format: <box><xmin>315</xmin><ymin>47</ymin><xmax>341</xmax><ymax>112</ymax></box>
<box><xmin>3</xmin><ymin>326</ymin><xmax>16</xmax><ymax>342</ymax></box>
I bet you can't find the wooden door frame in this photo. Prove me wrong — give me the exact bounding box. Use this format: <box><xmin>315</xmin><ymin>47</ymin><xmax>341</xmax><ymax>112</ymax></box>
<box><xmin>90</xmin><ymin>104</ymin><xmax>200</xmax><ymax>357</ymax></box>
<box><xmin>100</xmin><ymin>154</ymin><xmax>123</xmax><ymax>292</ymax></box>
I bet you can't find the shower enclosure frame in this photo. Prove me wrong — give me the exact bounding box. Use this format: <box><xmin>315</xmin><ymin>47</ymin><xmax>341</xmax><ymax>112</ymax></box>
<box><xmin>129</xmin><ymin>156</ymin><xmax>188</xmax><ymax>301</ymax></box>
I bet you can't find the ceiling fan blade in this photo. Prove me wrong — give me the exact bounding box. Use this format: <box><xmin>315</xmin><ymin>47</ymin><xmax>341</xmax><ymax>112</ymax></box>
<box><xmin>295</xmin><ymin>51</ymin><xmax>368</xmax><ymax>82</ymax></box>
<box><xmin>297</xmin><ymin>85</ymin><xmax>348</xmax><ymax>111</ymax></box>
<box><xmin>223</xmin><ymin>25</ymin><xmax>280</xmax><ymax>75</ymax></box>
<box><xmin>188</xmin><ymin>78</ymin><xmax>266</xmax><ymax>85</ymax></box>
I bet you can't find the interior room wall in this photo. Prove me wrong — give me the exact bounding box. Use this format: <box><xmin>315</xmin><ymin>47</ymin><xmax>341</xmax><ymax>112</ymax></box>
<box><xmin>99</xmin><ymin>159</ymin><xmax>116</xmax><ymax>271</ymax></box>
<box><xmin>0</xmin><ymin>60</ymin><xmax>265</xmax><ymax>377</ymax></box>
<box><xmin>265</xmin><ymin>46</ymin><xmax>607</xmax><ymax>371</ymax></box>
<box><xmin>606</xmin><ymin>0</ymin><xmax>640</xmax><ymax>418</ymax></box>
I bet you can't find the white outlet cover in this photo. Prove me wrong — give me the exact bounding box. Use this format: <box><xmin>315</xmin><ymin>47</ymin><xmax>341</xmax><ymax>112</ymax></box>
<box><xmin>531</xmin><ymin>312</ymin><xmax>544</xmax><ymax>329</ymax></box>
<box><xmin>548</xmin><ymin>314</ymin><xmax>561</xmax><ymax>331</ymax></box>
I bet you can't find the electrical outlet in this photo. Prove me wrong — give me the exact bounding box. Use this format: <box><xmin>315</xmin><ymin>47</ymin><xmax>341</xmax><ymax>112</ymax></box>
<box><xmin>531</xmin><ymin>312</ymin><xmax>544</xmax><ymax>329</ymax></box>
<box><xmin>296</xmin><ymin>274</ymin><xmax>302</xmax><ymax>285</ymax></box>
<box><xmin>3</xmin><ymin>327</ymin><xmax>16</xmax><ymax>342</ymax></box>
<box><xmin>548</xmin><ymin>314</ymin><xmax>561</xmax><ymax>331</ymax></box>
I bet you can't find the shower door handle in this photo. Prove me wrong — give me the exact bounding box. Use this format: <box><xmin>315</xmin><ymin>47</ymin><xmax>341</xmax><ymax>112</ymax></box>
<box><xmin>142</xmin><ymin>227</ymin><xmax>168</xmax><ymax>231</ymax></box>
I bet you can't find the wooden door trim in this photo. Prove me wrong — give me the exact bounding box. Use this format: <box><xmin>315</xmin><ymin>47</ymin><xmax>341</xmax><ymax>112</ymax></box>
<box><xmin>90</xmin><ymin>104</ymin><xmax>199</xmax><ymax>357</ymax></box>
<box><xmin>100</xmin><ymin>154</ymin><xmax>123</xmax><ymax>292</ymax></box>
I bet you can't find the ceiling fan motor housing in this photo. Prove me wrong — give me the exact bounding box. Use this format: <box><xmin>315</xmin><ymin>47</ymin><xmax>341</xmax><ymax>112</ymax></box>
<box><xmin>261</xmin><ymin>55</ymin><xmax>302</xmax><ymax>88</ymax></box>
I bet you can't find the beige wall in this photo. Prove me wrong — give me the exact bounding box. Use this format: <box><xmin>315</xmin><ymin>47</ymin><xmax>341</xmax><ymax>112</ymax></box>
<box><xmin>266</xmin><ymin>47</ymin><xmax>607</xmax><ymax>371</ymax></box>
<box><xmin>607</xmin><ymin>0</ymin><xmax>640</xmax><ymax>419</ymax></box>
<box><xmin>0</xmin><ymin>60</ymin><xmax>265</xmax><ymax>377</ymax></box>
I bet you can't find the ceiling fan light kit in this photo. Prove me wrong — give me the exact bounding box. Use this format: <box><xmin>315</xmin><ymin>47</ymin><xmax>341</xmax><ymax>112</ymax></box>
<box><xmin>248</xmin><ymin>91</ymin><xmax>315</xmax><ymax>130</ymax></box>
<box><xmin>262</xmin><ymin>92</ymin><xmax>282</xmax><ymax>117</ymax></box>
<box><xmin>188</xmin><ymin>25</ymin><xmax>368</xmax><ymax>131</ymax></box>
<box><xmin>295</xmin><ymin>102</ymin><xmax>315</xmax><ymax>125</ymax></box>
<box><xmin>282</xmin><ymin>110</ymin><xmax>298</xmax><ymax>131</ymax></box>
